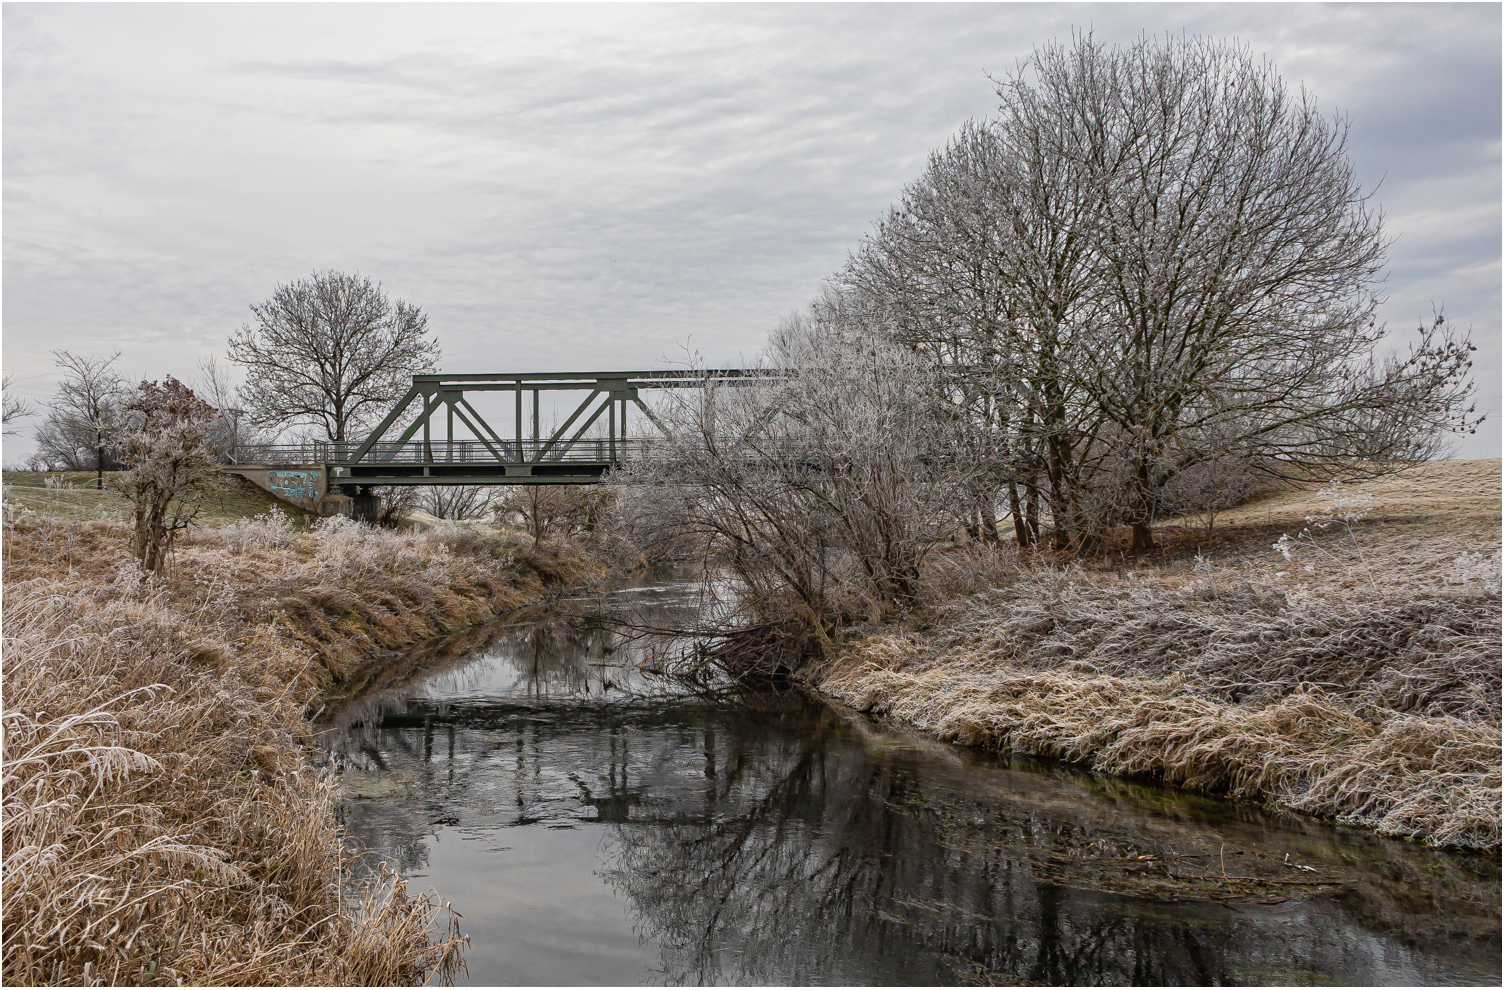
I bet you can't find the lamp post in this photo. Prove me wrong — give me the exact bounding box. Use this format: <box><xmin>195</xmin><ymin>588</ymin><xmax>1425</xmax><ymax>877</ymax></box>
<box><xmin>226</xmin><ymin>407</ymin><xmax>244</xmax><ymax>464</ymax></box>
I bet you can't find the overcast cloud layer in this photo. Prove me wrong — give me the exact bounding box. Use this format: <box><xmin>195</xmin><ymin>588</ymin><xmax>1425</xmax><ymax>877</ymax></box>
<box><xmin>4</xmin><ymin>3</ymin><xmax>1500</xmax><ymax>459</ymax></box>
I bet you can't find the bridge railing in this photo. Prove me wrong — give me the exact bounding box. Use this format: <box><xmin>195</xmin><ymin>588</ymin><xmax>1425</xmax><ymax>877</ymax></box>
<box><xmin>321</xmin><ymin>438</ymin><xmax>665</xmax><ymax>465</ymax></box>
<box><xmin>230</xmin><ymin>439</ymin><xmax>677</xmax><ymax>466</ymax></box>
<box><xmin>227</xmin><ymin>443</ymin><xmax>327</xmax><ymax>465</ymax></box>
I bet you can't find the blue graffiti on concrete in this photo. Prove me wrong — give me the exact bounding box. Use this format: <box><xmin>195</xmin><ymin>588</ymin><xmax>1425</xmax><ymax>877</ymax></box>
<box><xmin>268</xmin><ymin>470</ymin><xmax>320</xmax><ymax>501</ymax></box>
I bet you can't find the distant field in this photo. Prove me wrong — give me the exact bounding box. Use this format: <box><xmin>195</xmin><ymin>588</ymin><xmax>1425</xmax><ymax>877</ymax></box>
<box><xmin>1211</xmin><ymin>458</ymin><xmax>1501</xmax><ymax>533</ymax></box>
<box><xmin>1</xmin><ymin>469</ymin><xmax>312</xmax><ymax>526</ymax></box>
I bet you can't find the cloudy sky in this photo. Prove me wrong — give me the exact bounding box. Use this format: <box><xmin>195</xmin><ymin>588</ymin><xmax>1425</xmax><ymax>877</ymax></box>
<box><xmin>4</xmin><ymin>2</ymin><xmax>1500</xmax><ymax>459</ymax></box>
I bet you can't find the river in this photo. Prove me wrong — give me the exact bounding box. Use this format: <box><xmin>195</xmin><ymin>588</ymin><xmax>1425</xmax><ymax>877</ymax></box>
<box><xmin>320</xmin><ymin>581</ymin><xmax>1501</xmax><ymax>986</ymax></box>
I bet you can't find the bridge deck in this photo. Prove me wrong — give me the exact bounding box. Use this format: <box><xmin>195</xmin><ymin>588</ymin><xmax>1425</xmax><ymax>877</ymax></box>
<box><xmin>235</xmin><ymin>439</ymin><xmax>664</xmax><ymax>485</ymax></box>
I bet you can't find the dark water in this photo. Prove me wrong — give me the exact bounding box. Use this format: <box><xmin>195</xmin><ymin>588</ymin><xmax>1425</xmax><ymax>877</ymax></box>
<box><xmin>321</xmin><ymin>582</ymin><xmax>1501</xmax><ymax>987</ymax></box>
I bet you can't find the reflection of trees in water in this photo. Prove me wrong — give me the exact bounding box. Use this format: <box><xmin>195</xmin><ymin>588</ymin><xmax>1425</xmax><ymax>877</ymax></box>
<box><xmin>599</xmin><ymin>703</ymin><xmax>1500</xmax><ymax>987</ymax></box>
<box><xmin>324</xmin><ymin>606</ymin><xmax>1500</xmax><ymax>987</ymax></box>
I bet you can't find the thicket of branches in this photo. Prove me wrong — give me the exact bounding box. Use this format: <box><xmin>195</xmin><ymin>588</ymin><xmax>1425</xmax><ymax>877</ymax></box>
<box><xmin>619</xmin><ymin>298</ymin><xmax>978</xmax><ymax>673</ymax></box>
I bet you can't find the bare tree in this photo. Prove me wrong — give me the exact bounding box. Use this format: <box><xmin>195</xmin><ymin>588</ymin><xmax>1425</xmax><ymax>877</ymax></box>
<box><xmin>617</xmin><ymin>292</ymin><xmax>976</xmax><ymax>671</ymax></box>
<box><xmin>419</xmin><ymin>485</ymin><xmax>494</xmax><ymax>521</ymax></box>
<box><xmin>228</xmin><ymin>271</ymin><xmax>439</xmax><ymax>444</ymax></box>
<box><xmin>33</xmin><ymin>351</ymin><xmax>129</xmax><ymax>486</ymax></box>
<box><xmin>112</xmin><ymin>377</ymin><xmax>217</xmax><ymax>571</ymax></box>
<box><xmin>842</xmin><ymin>116</ymin><xmax>1108</xmax><ymax>551</ymax></box>
<box><xmin>1038</xmin><ymin>36</ymin><xmax>1475</xmax><ymax>548</ymax></box>
<box><xmin>2</xmin><ymin>374</ymin><xmax>35</xmax><ymax>437</ymax></box>
<box><xmin>844</xmin><ymin>33</ymin><xmax>1479</xmax><ymax>552</ymax></box>
<box><xmin>494</xmin><ymin>485</ymin><xmax>611</xmax><ymax>545</ymax></box>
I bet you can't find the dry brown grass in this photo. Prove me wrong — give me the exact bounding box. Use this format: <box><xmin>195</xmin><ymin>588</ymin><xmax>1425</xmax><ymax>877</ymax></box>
<box><xmin>816</xmin><ymin>461</ymin><xmax>1503</xmax><ymax>850</ymax></box>
<box><xmin>1182</xmin><ymin>457</ymin><xmax>1501</xmax><ymax>533</ymax></box>
<box><xmin>2</xmin><ymin>509</ymin><xmax>603</xmax><ymax>985</ymax></box>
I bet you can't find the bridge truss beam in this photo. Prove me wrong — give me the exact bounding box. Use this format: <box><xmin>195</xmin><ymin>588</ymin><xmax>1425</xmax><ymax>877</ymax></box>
<box><xmin>324</xmin><ymin>370</ymin><xmax>766</xmax><ymax>487</ymax></box>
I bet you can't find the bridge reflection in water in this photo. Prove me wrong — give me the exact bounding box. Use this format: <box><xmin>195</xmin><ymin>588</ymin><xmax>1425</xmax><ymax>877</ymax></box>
<box><xmin>320</xmin><ymin>586</ymin><xmax>1501</xmax><ymax>987</ymax></box>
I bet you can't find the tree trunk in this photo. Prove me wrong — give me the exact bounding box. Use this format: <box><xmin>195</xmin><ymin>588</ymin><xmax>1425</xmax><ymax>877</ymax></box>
<box><xmin>1007</xmin><ymin>481</ymin><xmax>1030</xmax><ymax>547</ymax></box>
<box><xmin>1024</xmin><ymin>478</ymin><xmax>1040</xmax><ymax>546</ymax></box>
<box><xmin>1130</xmin><ymin>457</ymin><xmax>1155</xmax><ymax>551</ymax></box>
<box><xmin>980</xmin><ymin>502</ymin><xmax>1000</xmax><ymax>543</ymax></box>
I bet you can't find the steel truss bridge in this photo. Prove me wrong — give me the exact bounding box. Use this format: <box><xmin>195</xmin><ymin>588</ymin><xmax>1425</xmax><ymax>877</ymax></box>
<box><xmin>241</xmin><ymin>370</ymin><xmax>766</xmax><ymax>493</ymax></box>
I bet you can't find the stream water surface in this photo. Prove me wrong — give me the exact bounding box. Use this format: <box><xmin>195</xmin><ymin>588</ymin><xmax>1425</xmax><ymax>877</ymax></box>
<box><xmin>320</xmin><ymin>581</ymin><xmax>1501</xmax><ymax>987</ymax></box>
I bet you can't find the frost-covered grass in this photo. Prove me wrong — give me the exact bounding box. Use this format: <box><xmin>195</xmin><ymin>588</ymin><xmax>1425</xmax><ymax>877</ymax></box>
<box><xmin>815</xmin><ymin>466</ymin><xmax>1503</xmax><ymax>850</ymax></box>
<box><xmin>1</xmin><ymin>509</ymin><xmax>602</xmax><ymax>985</ymax></box>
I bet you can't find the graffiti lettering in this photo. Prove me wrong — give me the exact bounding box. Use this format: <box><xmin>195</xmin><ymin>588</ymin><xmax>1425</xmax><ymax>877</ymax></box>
<box><xmin>268</xmin><ymin>470</ymin><xmax>320</xmax><ymax>501</ymax></box>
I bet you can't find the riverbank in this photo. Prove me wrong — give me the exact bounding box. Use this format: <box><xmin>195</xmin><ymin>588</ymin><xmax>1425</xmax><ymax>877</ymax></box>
<box><xmin>2</xmin><ymin>508</ymin><xmax>606</xmax><ymax>985</ymax></box>
<box><xmin>807</xmin><ymin>461</ymin><xmax>1503</xmax><ymax>851</ymax></box>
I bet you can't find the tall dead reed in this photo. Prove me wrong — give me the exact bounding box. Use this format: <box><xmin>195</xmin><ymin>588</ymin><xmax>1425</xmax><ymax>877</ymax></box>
<box><xmin>2</xmin><ymin>510</ymin><xmax>601</xmax><ymax>985</ymax></box>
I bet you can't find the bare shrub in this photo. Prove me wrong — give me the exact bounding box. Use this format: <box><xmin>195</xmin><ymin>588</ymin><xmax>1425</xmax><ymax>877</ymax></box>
<box><xmin>493</xmin><ymin>484</ymin><xmax>612</xmax><ymax>545</ymax></box>
<box><xmin>619</xmin><ymin>295</ymin><xmax>978</xmax><ymax>673</ymax></box>
<box><xmin>914</xmin><ymin>543</ymin><xmax>1027</xmax><ymax>607</ymax></box>
<box><xmin>420</xmin><ymin>484</ymin><xmax>494</xmax><ymax>521</ymax></box>
<box><xmin>371</xmin><ymin>484</ymin><xmax>422</xmax><ymax>528</ymax></box>
<box><xmin>1155</xmin><ymin>456</ymin><xmax>1266</xmax><ymax>538</ymax></box>
<box><xmin>111</xmin><ymin>377</ymin><xmax>218</xmax><ymax>571</ymax></box>
<box><xmin>218</xmin><ymin>505</ymin><xmax>299</xmax><ymax>554</ymax></box>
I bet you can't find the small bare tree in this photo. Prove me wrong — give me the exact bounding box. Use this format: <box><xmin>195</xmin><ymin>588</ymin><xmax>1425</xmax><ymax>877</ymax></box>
<box><xmin>419</xmin><ymin>485</ymin><xmax>494</xmax><ymax>521</ymax></box>
<box><xmin>112</xmin><ymin>377</ymin><xmax>217</xmax><ymax>572</ymax></box>
<box><xmin>189</xmin><ymin>356</ymin><xmax>275</xmax><ymax>464</ymax></box>
<box><xmin>33</xmin><ymin>351</ymin><xmax>129</xmax><ymax>486</ymax></box>
<box><xmin>228</xmin><ymin>271</ymin><xmax>439</xmax><ymax>444</ymax></box>
<box><xmin>494</xmin><ymin>485</ymin><xmax>611</xmax><ymax>545</ymax></box>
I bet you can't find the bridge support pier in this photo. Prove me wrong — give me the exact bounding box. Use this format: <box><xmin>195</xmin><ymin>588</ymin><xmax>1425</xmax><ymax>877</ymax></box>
<box><xmin>340</xmin><ymin>485</ymin><xmax>381</xmax><ymax>524</ymax></box>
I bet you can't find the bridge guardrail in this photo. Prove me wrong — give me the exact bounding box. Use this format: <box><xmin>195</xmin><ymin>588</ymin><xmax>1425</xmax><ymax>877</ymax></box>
<box><xmin>232</xmin><ymin>439</ymin><xmax>671</xmax><ymax>466</ymax></box>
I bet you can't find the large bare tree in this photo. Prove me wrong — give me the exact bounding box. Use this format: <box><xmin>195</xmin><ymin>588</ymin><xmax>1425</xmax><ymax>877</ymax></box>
<box><xmin>844</xmin><ymin>33</ymin><xmax>1480</xmax><ymax>551</ymax></box>
<box><xmin>1039</xmin><ymin>36</ymin><xmax>1476</xmax><ymax>548</ymax></box>
<box><xmin>228</xmin><ymin>271</ymin><xmax>439</xmax><ymax>444</ymax></box>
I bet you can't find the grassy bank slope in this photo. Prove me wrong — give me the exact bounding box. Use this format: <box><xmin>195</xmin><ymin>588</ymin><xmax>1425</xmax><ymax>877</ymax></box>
<box><xmin>812</xmin><ymin>459</ymin><xmax>1502</xmax><ymax>850</ymax></box>
<box><xmin>2</xmin><ymin>469</ymin><xmax>312</xmax><ymax>526</ymax></box>
<box><xmin>2</xmin><ymin>509</ymin><xmax>603</xmax><ymax>985</ymax></box>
